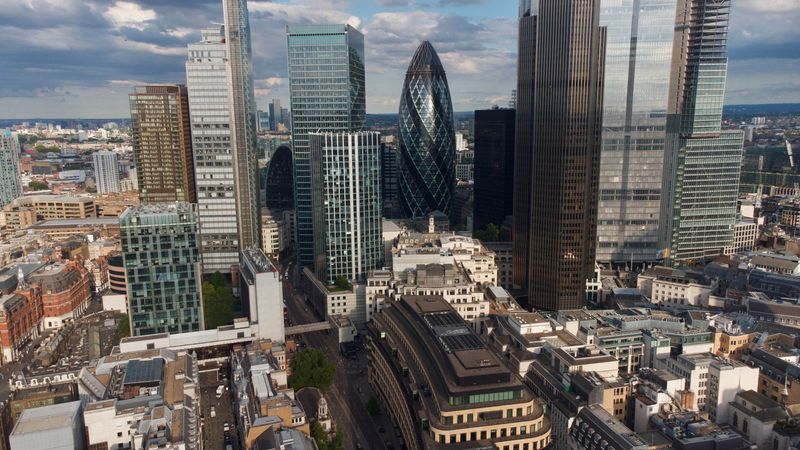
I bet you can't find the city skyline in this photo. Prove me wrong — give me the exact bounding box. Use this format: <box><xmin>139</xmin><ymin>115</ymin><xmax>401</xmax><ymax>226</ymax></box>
<box><xmin>0</xmin><ymin>0</ymin><xmax>797</xmax><ymax>119</ymax></box>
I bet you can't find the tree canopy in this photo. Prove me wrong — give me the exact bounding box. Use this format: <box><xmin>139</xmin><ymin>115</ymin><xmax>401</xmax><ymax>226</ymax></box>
<box><xmin>28</xmin><ymin>180</ymin><xmax>48</xmax><ymax>191</ymax></box>
<box><xmin>289</xmin><ymin>348</ymin><xmax>336</xmax><ymax>391</ymax></box>
<box><xmin>202</xmin><ymin>279</ymin><xmax>236</xmax><ymax>329</ymax></box>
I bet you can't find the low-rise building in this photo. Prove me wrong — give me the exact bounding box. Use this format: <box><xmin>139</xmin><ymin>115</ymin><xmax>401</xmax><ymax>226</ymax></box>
<box><xmin>707</xmin><ymin>358</ymin><xmax>759</xmax><ymax>424</ymax></box>
<box><xmin>396</xmin><ymin>263</ymin><xmax>489</xmax><ymax>321</ymax></box>
<box><xmin>728</xmin><ymin>390</ymin><xmax>788</xmax><ymax>450</ymax></box>
<box><xmin>637</xmin><ymin>266</ymin><xmax>716</xmax><ymax>307</ymax></box>
<box><xmin>724</xmin><ymin>220</ymin><xmax>759</xmax><ymax>256</ymax></box>
<box><xmin>28</xmin><ymin>260</ymin><xmax>91</xmax><ymax>329</ymax></box>
<box><xmin>302</xmin><ymin>267</ymin><xmax>366</xmax><ymax>328</ymax></box>
<box><xmin>750</xmin><ymin>253</ymin><xmax>800</xmax><ymax>275</ymax></box>
<box><xmin>367</xmin><ymin>295</ymin><xmax>552</xmax><ymax>450</ymax></box>
<box><xmin>568</xmin><ymin>403</ymin><xmax>647</xmax><ymax>450</ymax></box>
<box><xmin>8</xmin><ymin>401</ymin><xmax>84</xmax><ymax>450</ymax></box>
<box><xmin>0</xmin><ymin>195</ymin><xmax>96</xmax><ymax>230</ymax></box>
<box><xmin>0</xmin><ymin>284</ymin><xmax>43</xmax><ymax>364</ymax></box>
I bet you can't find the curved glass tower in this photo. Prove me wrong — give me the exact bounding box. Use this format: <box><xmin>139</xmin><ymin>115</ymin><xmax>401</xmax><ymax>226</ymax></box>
<box><xmin>398</xmin><ymin>41</ymin><xmax>455</xmax><ymax>219</ymax></box>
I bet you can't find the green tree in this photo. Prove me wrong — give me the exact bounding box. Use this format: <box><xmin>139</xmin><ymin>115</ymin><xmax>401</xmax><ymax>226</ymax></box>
<box><xmin>289</xmin><ymin>348</ymin><xmax>336</xmax><ymax>391</ymax></box>
<box><xmin>34</xmin><ymin>144</ymin><xmax>60</xmax><ymax>153</ymax></box>
<box><xmin>28</xmin><ymin>180</ymin><xmax>48</xmax><ymax>190</ymax></box>
<box><xmin>202</xmin><ymin>280</ymin><xmax>237</xmax><ymax>329</ymax></box>
<box><xmin>366</xmin><ymin>395</ymin><xmax>380</xmax><ymax>417</ymax></box>
<box><xmin>333</xmin><ymin>276</ymin><xmax>350</xmax><ymax>291</ymax></box>
<box><xmin>473</xmin><ymin>223</ymin><xmax>500</xmax><ymax>242</ymax></box>
<box><xmin>117</xmin><ymin>315</ymin><xmax>130</xmax><ymax>339</ymax></box>
<box><xmin>208</xmin><ymin>271</ymin><xmax>227</xmax><ymax>288</ymax></box>
<box><xmin>310</xmin><ymin>422</ymin><xmax>344</xmax><ymax>450</ymax></box>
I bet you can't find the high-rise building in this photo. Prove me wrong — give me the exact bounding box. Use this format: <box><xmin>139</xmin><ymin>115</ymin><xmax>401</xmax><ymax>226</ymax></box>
<box><xmin>661</xmin><ymin>0</ymin><xmax>743</xmax><ymax>262</ymax></box>
<box><xmin>239</xmin><ymin>247</ymin><xmax>284</xmax><ymax>343</ymax></box>
<box><xmin>381</xmin><ymin>144</ymin><xmax>401</xmax><ymax>218</ymax></box>
<box><xmin>268</xmin><ymin>98</ymin><xmax>282</xmax><ymax>131</ymax></box>
<box><xmin>186</xmin><ymin>25</ymin><xmax>239</xmax><ymax>273</ymax></box>
<box><xmin>397</xmin><ymin>41</ymin><xmax>455</xmax><ymax>219</ymax></box>
<box><xmin>473</xmin><ymin>108</ymin><xmax>515</xmax><ymax>232</ymax></box>
<box><xmin>287</xmin><ymin>24</ymin><xmax>366</xmax><ymax>269</ymax></box>
<box><xmin>0</xmin><ymin>130</ymin><xmax>22</xmax><ymax>208</ymax></box>
<box><xmin>515</xmin><ymin>0</ymin><xmax>607</xmax><ymax>310</ymax></box>
<box><xmin>92</xmin><ymin>151</ymin><xmax>120</xmax><ymax>195</ymax></box>
<box><xmin>264</xmin><ymin>145</ymin><xmax>294</xmax><ymax>211</ymax></box>
<box><xmin>120</xmin><ymin>203</ymin><xmax>203</xmax><ymax>336</ymax></box>
<box><xmin>595</xmin><ymin>0</ymin><xmax>679</xmax><ymax>265</ymax></box>
<box><xmin>310</xmin><ymin>132</ymin><xmax>382</xmax><ymax>284</ymax></box>
<box><xmin>129</xmin><ymin>85</ymin><xmax>196</xmax><ymax>204</ymax></box>
<box><xmin>223</xmin><ymin>0</ymin><xmax>261</xmax><ymax>255</ymax></box>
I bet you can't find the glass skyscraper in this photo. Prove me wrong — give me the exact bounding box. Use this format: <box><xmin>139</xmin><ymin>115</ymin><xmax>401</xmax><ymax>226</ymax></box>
<box><xmin>120</xmin><ymin>203</ymin><xmax>203</xmax><ymax>336</ymax></box>
<box><xmin>286</xmin><ymin>24</ymin><xmax>366</xmax><ymax>269</ymax></box>
<box><xmin>397</xmin><ymin>41</ymin><xmax>455</xmax><ymax>219</ymax></box>
<box><xmin>661</xmin><ymin>0</ymin><xmax>743</xmax><ymax>262</ymax></box>
<box><xmin>0</xmin><ymin>130</ymin><xmax>22</xmax><ymax>208</ymax></box>
<box><xmin>223</xmin><ymin>0</ymin><xmax>261</xmax><ymax>255</ymax></box>
<box><xmin>186</xmin><ymin>26</ymin><xmax>239</xmax><ymax>273</ymax></box>
<box><xmin>310</xmin><ymin>132</ymin><xmax>383</xmax><ymax>284</ymax></box>
<box><xmin>595</xmin><ymin>0</ymin><xmax>678</xmax><ymax>265</ymax></box>
<box><xmin>474</xmin><ymin>108</ymin><xmax>515</xmax><ymax>233</ymax></box>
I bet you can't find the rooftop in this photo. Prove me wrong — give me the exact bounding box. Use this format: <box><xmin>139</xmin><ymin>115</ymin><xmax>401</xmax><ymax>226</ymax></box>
<box><xmin>11</xmin><ymin>400</ymin><xmax>81</xmax><ymax>435</ymax></box>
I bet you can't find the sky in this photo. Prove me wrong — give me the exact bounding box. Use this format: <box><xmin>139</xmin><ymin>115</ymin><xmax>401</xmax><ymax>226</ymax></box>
<box><xmin>0</xmin><ymin>0</ymin><xmax>798</xmax><ymax>119</ymax></box>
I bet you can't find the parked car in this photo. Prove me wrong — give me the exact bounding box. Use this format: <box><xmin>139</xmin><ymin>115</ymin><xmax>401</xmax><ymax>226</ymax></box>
<box><xmin>215</xmin><ymin>385</ymin><xmax>225</xmax><ymax>398</ymax></box>
<box><xmin>223</xmin><ymin>422</ymin><xmax>230</xmax><ymax>432</ymax></box>
<box><xmin>210</xmin><ymin>407</ymin><xmax>216</xmax><ymax>418</ymax></box>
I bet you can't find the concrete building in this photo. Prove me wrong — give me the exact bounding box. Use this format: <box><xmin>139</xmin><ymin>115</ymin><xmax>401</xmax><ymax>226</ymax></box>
<box><xmin>728</xmin><ymin>390</ymin><xmax>788</xmax><ymax>450</ymax></box>
<box><xmin>637</xmin><ymin>266</ymin><xmax>715</xmax><ymax>307</ymax></box>
<box><xmin>302</xmin><ymin>267</ymin><xmax>366</xmax><ymax>329</ymax></box>
<box><xmin>120</xmin><ymin>203</ymin><xmax>203</xmax><ymax>336</ymax></box>
<box><xmin>365</xmin><ymin>269</ymin><xmax>392</xmax><ymax>323</ymax></box>
<box><xmin>261</xmin><ymin>210</ymin><xmax>294</xmax><ymax>260</ymax></box>
<box><xmin>309</xmin><ymin>132</ymin><xmax>383</xmax><ymax>284</ymax></box>
<box><xmin>655</xmin><ymin>352</ymin><xmax>716</xmax><ymax>412</ymax></box>
<box><xmin>9</xmin><ymin>401</ymin><xmax>84</xmax><ymax>450</ymax></box>
<box><xmin>633</xmin><ymin>369</ymin><xmax>685</xmax><ymax>433</ymax></box>
<box><xmin>568</xmin><ymin>404</ymin><xmax>647</xmax><ymax>450</ymax></box>
<box><xmin>743</xmin><ymin>348</ymin><xmax>800</xmax><ymax>406</ymax></box>
<box><xmin>396</xmin><ymin>263</ymin><xmax>489</xmax><ymax>322</ymax></box>
<box><xmin>82</xmin><ymin>349</ymin><xmax>200</xmax><ymax>450</ymax></box>
<box><xmin>129</xmin><ymin>85</ymin><xmax>196</xmax><ymax>204</ymax></box>
<box><xmin>367</xmin><ymin>295</ymin><xmax>552</xmax><ymax>449</ymax></box>
<box><xmin>0</xmin><ymin>130</ymin><xmax>22</xmax><ymax>209</ymax></box>
<box><xmin>239</xmin><ymin>248</ymin><xmax>284</xmax><ymax>343</ymax></box>
<box><xmin>724</xmin><ymin>220</ymin><xmax>759</xmax><ymax>255</ymax></box>
<box><xmin>707</xmin><ymin>358</ymin><xmax>759</xmax><ymax>424</ymax></box>
<box><xmin>1</xmin><ymin>195</ymin><xmax>96</xmax><ymax>230</ymax></box>
<box><xmin>92</xmin><ymin>151</ymin><xmax>120</xmax><ymax>195</ymax></box>
<box><xmin>28</xmin><ymin>260</ymin><xmax>91</xmax><ymax>330</ymax></box>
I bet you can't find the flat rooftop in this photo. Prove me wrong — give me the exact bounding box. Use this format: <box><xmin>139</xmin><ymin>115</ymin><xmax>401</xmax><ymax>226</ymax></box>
<box><xmin>11</xmin><ymin>400</ymin><xmax>81</xmax><ymax>435</ymax></box>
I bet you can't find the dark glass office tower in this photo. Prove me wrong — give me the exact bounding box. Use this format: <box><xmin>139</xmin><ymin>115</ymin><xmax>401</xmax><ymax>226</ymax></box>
<box><xmin>223</xmin><ymin>0</ymin><xmax>261</xmax><ymax>253</ymax></box>
<box><xmin>474</xmin><ymin>108</ymin><xmax>515</xmax><ymax>233</ymax></box>
<box><xmin>515</xmin><ymin>0</ymin><xmax>607</xmax><ymax>310</ymax></box>
<box><xmin>661</xmin><ymin>0</ymin><xmax>743</xmax><ymax>262</ymax></box>
<box><xmin>287</xmin><ymin>24</ymin><xmax>366</xmax><ymax>268</ymax></box>
<box><xmin>264</xmin><ymin>145</ymin><xmax>294</xmax><ymax>211</ymax></box>
<box><xmin>397</xmin><ymin>41</ymin><xmax>455</xmax><ymax>219</ymax></box>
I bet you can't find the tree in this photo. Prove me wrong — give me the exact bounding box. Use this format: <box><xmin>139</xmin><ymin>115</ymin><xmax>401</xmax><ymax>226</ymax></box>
<box><xmin>473</xmin><ymin>223</ymin><xmax>500</xmax><ymax>242</ymax></box>
<box><xmin>366</xmin><ymin>395</ymin><xmax>380</xmax><ymax>417</ymax></box>
<box><xmin>202</xmin><ymin>280</ymin><xmax>237</xmax><ymax>329</ymax></box>
<box><xmin>117</xmin><ymin>315</ymin><xmax>130</xmax><ymax>339</ymax></box>
<box><xmin>28</xmin><ymin>180</ymin><xmax>48</xmax><ymax>191</ymax></box>
<box><xmin>289</xmin><ymin>348</ymin><xmax>336</xmax><ymax>391</ymax></box>
<box><xmin>34</xmin><ymin>144</ymin><xmax>60</xmax><ymax>153</ymax></box>
<box><xmin>208</xmin><ymin>271</ymin><xmax>227</xmax><ymax>288</ymax></box>
<box><xmin>311</xmin><ymin>422</ymin><xmax>344</xmax><ymax>450</ymax></box>
<box><xmin>333</xmin><ymin>276</ymin><xmax>350</xmax><ymax>291</ymax></box>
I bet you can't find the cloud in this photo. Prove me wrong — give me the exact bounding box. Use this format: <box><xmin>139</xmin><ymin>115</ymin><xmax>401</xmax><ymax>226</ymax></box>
<box><xmin>103</xmin><ymin>1</ymin><xmax>157</xmax><ymax>30</ymax></box>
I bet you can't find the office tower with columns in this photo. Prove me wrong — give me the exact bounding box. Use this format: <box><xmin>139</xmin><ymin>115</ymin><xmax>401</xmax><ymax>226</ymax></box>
<box><xmin>309</xmin><ymin>131</ymin><xmax>383</xmax><ymax>284</ymax></box>
<box><xmin>287</xmin><ymin>24</ymin><xmax>366</xmax><ymax>269</ymax></box>
<box><xmin>129</xmin><ymin>85</ymin><xmax>196</xmax><ymax>204</ymax></box>
<box><xmin>223</xmin><ymin>0</ymin><xmax>261</xmax><ymax>255</ymax></box>
<box><xmin>397</xmin><ymin>41</ymin><xmax>455</xmax><ymax>219</ymax></box>
<box><xmin>93</xmin><ymin>151</ymin><xmax>121</xmax><ymax>195</ymax></box>
<box><xmin>661</xmin><ymin>0</ymin><xmax>743</xmax><ymax>262</ymax></box>
<box><xmin>474</xmin><ymin>108</ymin><xmax>515</xmax><ymax>233</ymax></box>
<box><xmin>0</xmin><ymin>130</ymin><xmax>22</xmax><ymax>208</ymax></box>
<box><xmin>186</xmin><ymin>25</ymin><xmax>239</xmax><ymax>273</ymax></box>
<box><xmin>514</xmin><ymin>0</ymin><xmax>607</xmax><ymax>310</ymax></box>
<box><xmin>120</xmin><ymin>203</ymin><xmax>204</xmax><ymax>336</ymax></box>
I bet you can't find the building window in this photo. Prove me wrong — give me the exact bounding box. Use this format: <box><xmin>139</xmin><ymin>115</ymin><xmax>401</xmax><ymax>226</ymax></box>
<box><xmin>733</xmin><ymin>412</ymin><xmax>738</xmax><ymax>427</ymax></box>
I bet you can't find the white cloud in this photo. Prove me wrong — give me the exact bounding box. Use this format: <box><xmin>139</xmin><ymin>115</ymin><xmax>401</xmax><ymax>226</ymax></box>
<box><xmin>112</xmin><ymin>36</ymin><xmax>185</xmax><ymax>56</ymax></box>
<box><xmin>737</xmin><ymin>0</ymin><xmax>800</xmax><ymax>13</ymax></box>
<box><xmin>104</xmin><ymin>1</ymin><xmax>157</xmax><ymax>31</ymax></box>
<box><xmin>248</xmin><ymin>1</ymin><xmax>361</xmax><ymax>29</ymax></box>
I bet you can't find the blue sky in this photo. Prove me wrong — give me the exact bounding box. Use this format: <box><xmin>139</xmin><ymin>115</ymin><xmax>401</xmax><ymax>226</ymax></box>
<box><xmin>0</xmin><ymin>0</ymin><xmax>797</xmax><ymax>118</ymax></box>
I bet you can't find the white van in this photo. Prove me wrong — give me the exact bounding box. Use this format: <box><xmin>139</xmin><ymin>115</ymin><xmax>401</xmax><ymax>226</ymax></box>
<box><xmin>216</xmin><ymin>385</ymin><xmax>225</xmax><ymax>398</ymax></box>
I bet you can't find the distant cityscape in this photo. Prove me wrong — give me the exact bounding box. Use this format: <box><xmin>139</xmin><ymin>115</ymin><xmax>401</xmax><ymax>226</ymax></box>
<box><xmin>0</xmin><ymin>1</ymin><xmax>799</xmax><ymax>450</ymax></box>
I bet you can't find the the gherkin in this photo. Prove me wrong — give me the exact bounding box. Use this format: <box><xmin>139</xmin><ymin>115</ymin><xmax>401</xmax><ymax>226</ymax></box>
<box><xmin>398</xmin><ymin>41</ymin><xmax>455</xmax><ymax>219</ymax></box>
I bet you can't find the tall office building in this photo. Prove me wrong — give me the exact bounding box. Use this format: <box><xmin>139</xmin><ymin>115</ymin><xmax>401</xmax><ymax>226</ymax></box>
<box><xmin>92</xmin><ymin>151</ymin><xmax>120</xmax><ymax>195</ymax></box>
<box><xmin>223</xmin><ymin>0</ymin><xmax>261</xmax><ymax>254</ymax></box>
<box><xmin>119</xmin><ymin>203</ymin><xmax>203</xmax><ymax>336</ymax></box>
<box><xmin>661</xmin><ymin>0</ymin><xmax>743</xmax><ymax>262</ymax></box>
<box><xmin>310</xmin><ymin>132</ymin><xmax>383</xmax><ymax>284</ymax></box>
<box><xmin>264</xmin><ymin>145</ymin><xmax>294</xmax><ymax>211</ymax></box>
<box><xmin>287</xmin><ymin>24</ymin><xmax>366</xmax><ymax>269</ymax></box>
<box><xmin>268</xmin><ymin>99</ymin><xmax>282</xmax><ymax>131</ymax></box>
<box><xmin>129</xmin><ymin>85</ymin><xmax>196</xmax><ymax>204</ymax></box>
<box><xmin>397</xmin><ymin>41</ymin><xmax>455</xmax><ymax>219</ymax></box>
<box><xmin>382</xmin><ymin>144</ymin><xmax>401</xmax><ymax>218</ymax></box>
<box><xmin>474</xmin><ymin>108</ymin><xmax>515</xmax><ymax>232</ymax></box>
<box><xmin>515</xmin><ymin>0</ymin><xmax>607</xmax><ymax>310</ymax></box>
<box><xmin>0</xmin><ymin>130</ymin><xmax>22</xmax><ymax>208</ymax></box>
<box><xmin>186</xmin><ymin>25</ymin><xmax>239</xmax><ymax>273</ymax></box>
<box><xmin>595</xmin><ymin>0</ymin><xmax>679</xmax><ymax>265</ymax></box>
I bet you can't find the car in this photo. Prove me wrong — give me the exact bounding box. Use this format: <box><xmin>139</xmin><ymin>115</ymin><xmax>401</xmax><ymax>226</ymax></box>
<box><xmin>210</xmin><ymin>407</ymin><xmax>216</xmax><ymax>418</ymax></box>
<box><xmin>225</xmin><ymin>446</ymin><xmax>233</xmax><ymax>450</ymax></box>
<box><xmin>223</xmin><ymin>421</ymin><xmax>230</xmax><ymax>432</ymax></box>
<box><xmin>356</xmin><ymin>444</ymin><xmax>363</xmax><ymax>450</ymax></box>
<box><xmin>216</xmin><ymin>385</ymin><xmax>225</xmax><ymax>398</ymax></box>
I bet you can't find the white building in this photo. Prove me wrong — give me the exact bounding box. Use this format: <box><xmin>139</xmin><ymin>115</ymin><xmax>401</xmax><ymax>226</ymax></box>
<box><xmin>261</xmin><ymin>211</ymin><xmax>291</xmax><ymax>259</ymax></box>
<box><xmin>707</xmin><ymin>358</ymin><xmax>759</xmax><ymax>424</ymax></box>
<box><xmin>637</xmin><ymin>266</ymin><xmax>715</xmax><ymax>307</ymax></box>
<box><xmin>0</xmin><ymin>130</ymin><xmax>22</xmax><ymax>208</ymax></box>
<box><xmin>655</xmin><ymin>352</ymin><xmax>715</xmax><ymax>412</ymax></box>
<box><xmin>365</xmin><ymin>269</ymin><xmax>392</xmax><ymax>323</ymax></box>
<box><xmin>186</xmin><ymin>25</ymin><xmax>239</xmax><ymax>273</ymax></box>
<box><xmin>397</xmin><ymin>263</ymin><xmax>489</xmax><ymax>321</ymax></box>
<box><xmin>633</xmin><ymin>370</ymin><xmax>684</xmax><ymax>433</ymax></box>
<box><xmin>9</xmin><ymin>401</ymin><xmax>84</xmax><ymax>450</ymax></box>
<box><xmin>239</xmin><ymin>248</ymin><xmax>285</xmax><ymax>343</ymax></box>
<box><xmin>92</xmin><ymin>151</ymin><xmax>120</xmax><ymax>195</ymax></box>
<box><xmin>728</xmin><ymin>390</ymin><xmax>788</xmax><ymax>450</ymax></box>
<box><xmin>724</xmin><ymin>220</ymin><xmax>758</xmax><ymax>255</ymax></box>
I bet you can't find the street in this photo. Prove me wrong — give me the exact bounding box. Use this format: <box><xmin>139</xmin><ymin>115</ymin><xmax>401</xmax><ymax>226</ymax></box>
<box><xmin>282</xmin><ymin>264</ymin><xmax>401</xmax><ymax>450</ymax></box>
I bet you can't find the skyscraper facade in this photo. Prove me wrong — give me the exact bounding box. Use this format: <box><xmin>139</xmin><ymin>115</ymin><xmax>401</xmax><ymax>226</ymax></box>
<box><xmin>223</xmin><ymin>0</ymin><xmax>261</xmax><ymax>254</ymax></box>
<box><xmin>516</xmin><ymin>0</ymin><xmax>607</xmax><ymax>310</ymax></box>
<box><xmin>381</xmin><ymin>144</ymin><xmax>401</xmax><ymax>218</ymax></box>
<box><xmin>129</xmin><ymin>85</ymin><xmax>196</xmax><ymax>204</ymax></box>
<box><xmin>92</xmin><ymin>151</ymin><xmax>121</xmax><ymax>195</ymax></box>
<box><xmin>186</xmin><ymin>25</ymin><xmax>239</xmax><ymax>273</ymax></box>
<box><xmin>264</xmin><ymin>145</ymin><xmax>294</xmax><ymax>211</ymax></box>
<box><xmin>310</xmin><ymin>132</ymin><xmax>383</xmax><ymax>284</ymax></box>
<box><xmin>0</xmin><ymin>130</ymin><xmax>22</xmax><ymax>208</ymax></box>
<box><xmin>397</xmin><ymin>41</ymin><xmax>455</xmax><ymax>219</ymax></box>
<box><xmin>661</xmin><ymin>0</ymin><xmax>743</xmax><ymax>262</ymax></box>
<box><xmin>474</xmin><ymin>108</ymin><xmax>515</xmax><ymax>232</ymax></box>
<box><xmin>595</xmin><ymin>0</ymin><xmax>679</xmax><ymax>265</ymax></box>
<box><xmin>268</xmin><ymin>98</ymin><xmax>283</xmax><ymax>131</ymax></box>
<box><xmin>286</xmin><ymin>24</ymin><xmax>366</xmax><ymax>269</ymax></box>
<box><xmin>120</xmin><ymin>203</ymin><xmax>203</xmax><ymax>336</ymax></box>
